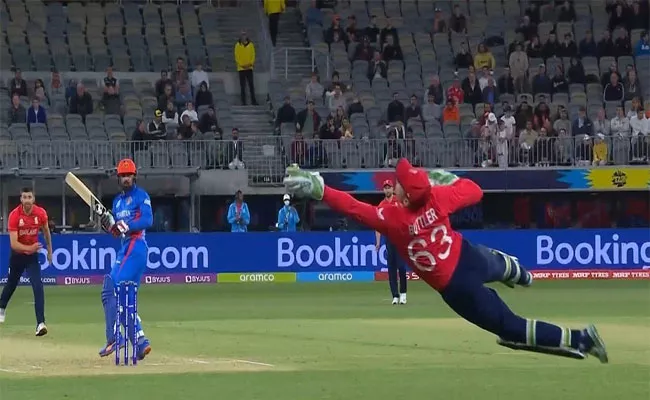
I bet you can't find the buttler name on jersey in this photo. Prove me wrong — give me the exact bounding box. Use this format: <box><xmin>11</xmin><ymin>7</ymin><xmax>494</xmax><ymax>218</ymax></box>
<box><xmin>408</xmin><ymin>208</ymin><xmax>439</xmax><ymax>236</ymax></box>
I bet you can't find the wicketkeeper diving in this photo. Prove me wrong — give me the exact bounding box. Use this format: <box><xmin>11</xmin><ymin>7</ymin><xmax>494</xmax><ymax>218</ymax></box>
<box><xmin>98</xmin><ymin>159</ymin><xmax>153</xmax><ymax>361</ymax></box>
<box><xmin>284</xmin><ymin>159</ymin><xmax>608</xmax><ymax>363</ymax></box>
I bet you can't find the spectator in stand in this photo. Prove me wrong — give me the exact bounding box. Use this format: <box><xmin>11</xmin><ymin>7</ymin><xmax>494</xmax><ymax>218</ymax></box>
<box><xmin>635</xmin><ymin>31</ymin><xmax>650</xmax><ymax>56</ymax></box>
<box><xmin>405</xmin><ymin>94</ymin><xmax>422</xmax><ymax>121</ymax></box>
<box><xmin>597</xmin><ymin>30</ymin><xmax>616</xmax><ymax>58</ymax></box>
<box><xmin>526</xmin><ymin>35</ymin><xmax>543</xmax><ymax>58</ymax></box>
<box><xmin>497</xmin><ymin>67</ymin><xmax>515</xmax><ymax>94</ymax></box>
<box><xmin>162</xmin><ymin>100</ymin><xmax>179</xmax><ymax>125</ymax></box>
<box><xmin>494</xmin><ymin>119</ymin><xmax>510</xmax><ymax>168</ymax></box>
<box><xmin>509</xmin><ymin>42</ymin><xmax>529</xmax><ymax>93</ymax></box>
<box><xmin>172</xmin><ymin>57</ymin><xmax>189</xmax><ymax>84</ymax></box>
<box><xmin>363</xmin><ymin>15</ymin><xmax>380</xmax><ymax>44</ymax></box>
<box><xmin>69</xmin><ymin>83</ymin><xmax>93</xmax><ymax>121</ymax></box>
<box><xmin>178</xmin><ymin>117</ymin><xmax>199</xmax><ymax>140</ymax></box>
<box><xmin>345</xmin><ymin>15</ymin><xmax>358</xmax><ymax>40</ymax></box>
<box><xmin>500</xmin><ymin>105</ymin><xmax>517</xmax><ymax>138</ymax></box>
<box><xmin>608</xmin><ymin>3</ymin><xmax>627</xmax><ymax>32</ymax></box>
<box><xmin>158</xmin><ymin>83</ymin><xmax>175</xmax><ymax>111</ymax></box>
<box><xmin>474</xmin><ymin>44</ymin><xmax>495</xmax><ymax>70</ymax></box>
<box><xmin>424</xmin><ymin>76</ymin><xmax>444</xmax><ymax>105</ymax></box>
<box><xmin>308</xmin><ymin>131</ymin><xmax>328</xmax><ymax>168</ymax></box>
<box><xmin>264</xmin><ymin>0</ymin><xmax>285</xmax><ymax>47</ymax></box>
<box><xmin>611</xmin><ymin>106</ymin><xmax>630</xmax><ymax>137</ymax></box>
<box><xmin>449</xmin><ymin>4</ymin><xmax>467</xmax><ymax>33</ymax></box>
<box><xmin>534</xmin><ymin>127</ymin><xmax>554</xmax><ymax>165</ymax></box>
<box><xmin>482</xmin><ymin>77</ymin><xmax>498</xmax><ymax>106</ymax></box>
<box><xmin>382</xmin><ymin>35</ymin><xmax>403</xmax><ymax>62</ymax></box>
<box><xmin>557</xmin><ymin>0</ymin><xmax>576</xmax><ymax>22</ymax></box>
<box><xmin>49</xmin><ymin>70</ymin><xmax>63</xmax><ymax>98</ymax></box>
<box><xmin>9</xmin><ymin>68</ymin><xmax>27</xmax><ymax>97</ymax></box>
<box><xmin>383</xmin><ymin>128</ymin><xmax>403</xmax><ymax>167</ymax></box>
<box><xmin>103</xmin><ymin>66</ymin><xmax>119</xmax><ymax>94</ymax></box>
<box><xmin>326</xmin><ymin>83</ymin><xmax>346</xmax><ymax>113</ymax></box>
<box><xmin>195</xmin><ymin>82</ymin><xmax>213</xmax><ymax>108</ymax></box>
<box><xmin>347</xmin><ymin>97</ymin><xmax>364</xmax><ymax>116</ymax></box>
<box><xmin>319</xmin><ymin>115</ymin><xmax>340</xmax><ymax>140</ymax></box>
<box><xmin>234</xmin><ymin>31</ymin><xmax>258</xmax><ymax>106</ymax></box>
<box><xmin>516</xmin><ymin>16</ymin><xmax>537</xmax><ymax>42</ymax></box>
<box><xmin>148</xmin><ymin>110</ymin><xmax>167</xmax><ymax>139</ymax></box>
<box><xmin>340</xmin><ymin>118</ymin><xmax>353</xmax><ymax>139</ymax></box>
<box><xmin>199</xmin><ymin>106</ymin><xmax>222</xmax><ymax>135</ymax></box>
<box><xmin>478</xmin><ymin>67</ymin><xmax>491</xmax><ymax>91</ymax></box>
<box><xmin>175</xmin><ymin>80</ymin><xmax>194</xmax><ymax>110</ymax></box>
<box><xmin>8</xmin><ymin>94</ymin><xmax>26</xmax><ymax>125</ymax></box>
<box><xmin>191</xmin><ymin>61</ymin><xmax>209</xmax><ymax>90</ymax></box>
<box><xmin>180</xmin><ymin>101</ymin><xmax>199</xmax><ymax>122</ymax></box>
<box><xmin>421</xmin><ymin>93</ymin><xmax>441</xmax><ymax>122</ymax></box>
<box><xmin>572</xmin><ymin>106</ymin><xmax>593</xmax><ymax>137</ymax></box>
<box><xmin>552</xmin><ymin>65</ymin><xmax>569</xmax><ymax>94</ymax></box>
<box><xmin>454</xmin><ymin>42</ymin><xmax>473</xmax><ymax>69</ymax></box>
<box><xmin>630</xmin><ymin>109</ymin><xmax>649</xmax><ymax>162</ymax></box>
<box><xmin>275</xmin><ymin>96</ymin><xmax>296</xmax><ymax>128</ymax></box>
<box><xmin>555</xmin><ymin>127</ymin><xmax>573</xmax><ymax>164</ymax></box>
<box><xmin>533</xmin><ymin>100</ymin><xmax>552</xmax><ymax>132</ymax></box>
<box><xmin>328</xmin><ymin>71</ymin><xmax>349</xmax><ymax>93</ymax></box>
<box><xmin>568</xmin><ymin>57</ymin><xmax>586</xmax><ymax>85</ymax></box>
<box><xmin>432</xmin><ymin>8</ymin><xmax>447</xmax><ymax>34</ymax></box>
<box><xmin>623</xmin><ymin>69</ymin><xmax>641</xmax><ymax>101</ymax></box>
<box><xmin>603</xmin><ymin>73</ymin><xmax>624</xmax><ymax>103</ymax></box>
<box><xmin>305</xmin><ymin>72</ymin><xmax>324</xmax><ymax>104</ymax></box>
<box><xmin>553</xmin><ymin>106</ymin><xmax>572</xmax><ymax>136</ymax></box>
<box><xmin>33</xmin><ymin>79</ymin><xmax>48</xmax><ymax>104</ymax></box>
<box><xmin>532</xmin><ymin>64</ymin><xmax>553</xmax><ymax>95</ymax></box>
<box><xmin>627</xmin><ymin>96</ymin><xmax>643</xmax><ymax>119</ymax></box>
<box><xmin>26</xmin><ymin>98</ymin><xmax>47</xmax><ymax>126</ymax></box>
<box><xmin>592</xmin><ymin>134</ymin><xmax>608</xmax><ymax>166</ymax></box>
<box><xmin>579</xmin><ymin>30</ymin><xmax>598</xmax><ymax>57</ymax></box>
<box><xmin>629</xmin><ymin>2</ymin><xmax>649</xmax><ymax>31</ymax></box>
<box><xmin>542</xmin><ymin>31</ymin><xmax>561</xmax><ymax>60</ymax></box>
<box><xmin>227</xmin><ymin>190</ymin><xmax>250</xmax><ymax>232</ymax></box>
<box><xmin>290</xmin><ymin>129</ymin><xmax>308</xmax><ymax>166</ymax></box>
<box><xmin>386</xmin><ymin>92</ymin><xmax>405</xmax><ymax>123</ymax></box>
<box><xmin>380</xmin><ymin>19</ymin><xmax>399</xmax><ymax>48</ymax></box>
<box><xmin>558</xmin><ymin>33</ymin><xmax>578</xmax><ymax>58</ymax></box>
<box><xmin>442</xmin><ymin>98</ymin><xmax>460</xmax><ymax>123</ymax></box>
<box><xmin>304</xmin><ymin>0</ymin><xmax>323</xmax><ymax>27</ymax></box>
<box><xmin>462</xmin><ymin>68</ymin><xmax>482</xmax><ymax>105</ymax></box>
<box><xmin>593</xmin><ymin>109</ymin><xmax>611</xmax><ymax>136</ymax></box>
<box><xmin>518</xmin><ymin>120</ymin><xmax>538</xmax><ymax>165</ymax></box>
<box><xmin>227</xmin><ymin>128</ymin><xmax>245</xmax><ymax>169</ymax></box>
<box><xmin>131</xmin><ymin>119</ymin><xmax>154</xmax><ymax>151</ymax></box>
<box><xmin>446</xmin><ymin>76</ymin><xmax>464</xmax><ymax>105</ymax></box>
<box><xmin>295</xmin><ymin>100</ymin><xmax>321</xmax><ymax>137</ymax></box>
<box><xmin>155</xmin><ymin>70</ymin><xmax>173</xmax><ymax>97</ymax></box>
<box><xmin>615</xmin><ymin>29</ymin><xmax>632</xmax><ymax>57</ymax></box>
<box><xmin>325</xmin><ymin>15</ymin><xmax>347</xmax><ymax>45</ymax></box>
<box><xmin>102</xmin><ymin>85</ymin><xmax>122</xmax><ymax>116</ymax></box>
<box><xmin>353</xmin><ymin>36</ymin><xmax>375</xmax><ymax>61</ymax></box>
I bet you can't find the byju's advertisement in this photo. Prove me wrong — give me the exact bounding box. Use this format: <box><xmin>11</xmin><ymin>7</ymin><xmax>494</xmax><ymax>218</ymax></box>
<box><xmin>0</xmin><ymin>229</ymin><xmax>648</xmax><ymax>285</ymax></box>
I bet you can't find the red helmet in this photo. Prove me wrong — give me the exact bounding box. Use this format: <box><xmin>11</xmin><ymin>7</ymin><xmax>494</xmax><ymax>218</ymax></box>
<box><xmin>116</xmin><ymin>158</ymin><xmax>137</xmax><ymax>176</ymax></box>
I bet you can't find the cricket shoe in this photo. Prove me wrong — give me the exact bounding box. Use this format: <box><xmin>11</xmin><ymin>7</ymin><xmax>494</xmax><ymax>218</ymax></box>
<box><xmin>496</xmin><ymin>338</ymin><xmax>586</xmax><ymax>360</ymax></box>
<box><xmin>98</xmin><ymin>334</ymin><xmax>125</xmax><ymax>357</ymax></box>
<box><xmin>391</xmin><ymin>297</ymin><xmax>399</xmax><ymax>305</ymax></box>
<box><xmin>35</xmin><ymin>323</ymin><xmax>48</xmax><ymax>337</ymax></box>
<box><xmin>0</xmin><ymin>308</ymin><xmax>5</xmax><ymax>323</ymax></box>
<box><xmin>399</xmin><ymin>293</ymin><xmax>407</xmax><ymax>305</ymax></box>
<box><xmin>136</xmin><ymin>337</ymin><xmax>152</xmax><ymax>361</ymax></box>
<box><xmin>580</xmin><ymin>324</ymin><xmax>609</xmax><ymax>364</ymax></box>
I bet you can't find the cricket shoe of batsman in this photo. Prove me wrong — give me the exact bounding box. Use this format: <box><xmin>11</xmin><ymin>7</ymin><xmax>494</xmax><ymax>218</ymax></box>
<box><xmin>284</xmin><ymin>161</ymin><xmax>608</xmax><ymax>363</ymax></box>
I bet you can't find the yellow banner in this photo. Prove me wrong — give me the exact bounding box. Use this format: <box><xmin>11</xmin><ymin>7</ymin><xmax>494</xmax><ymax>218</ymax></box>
<box><xmin>586</xmin><ymin>168</ymin><xmax>650</xmax><ymax>190</ymax></box>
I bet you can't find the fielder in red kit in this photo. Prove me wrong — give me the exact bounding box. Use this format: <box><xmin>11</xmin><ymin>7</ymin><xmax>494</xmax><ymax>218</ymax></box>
<box><xmin>284</xmin><ymin>160</ymin><xmax>608</xmax><ymax>363</ymax></box>
<box><xmin>0</xmin><ymin>187</ymin><xmax>52</xmax><ymax>336</ymax></box>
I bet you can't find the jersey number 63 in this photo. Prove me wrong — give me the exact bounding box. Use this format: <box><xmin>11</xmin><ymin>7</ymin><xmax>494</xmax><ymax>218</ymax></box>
<box><xmin>407</xmin><ymin>225</ymin><xmax>453</xmax><ymax>272</ymax></box>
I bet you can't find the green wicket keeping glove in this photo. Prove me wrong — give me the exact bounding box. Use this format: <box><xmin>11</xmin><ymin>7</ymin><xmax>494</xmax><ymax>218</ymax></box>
<box><xmin>283</xmin><ymin>164</ymin><xmax>325</xmax><ymax>200</ymax></box>
<box><xmin>427</xmin><ymin>169</ymin><xmax>459</xmax><ymax>186</ymax></box>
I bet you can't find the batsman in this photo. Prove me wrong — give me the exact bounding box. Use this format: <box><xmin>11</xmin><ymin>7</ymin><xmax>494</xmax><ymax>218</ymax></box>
<box><xmin>98</xmin><ymin>159</ymin><xmax>153</xmax><ymax>360</ymax></box>
<box><xmin>284</xmin><ymin>159</ymin><xmax>609</xmax><ymax>363</ymax></box>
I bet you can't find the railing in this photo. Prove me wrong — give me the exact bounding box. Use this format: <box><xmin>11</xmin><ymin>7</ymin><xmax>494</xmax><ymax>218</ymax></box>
<box><xmin>271</xmin><ymin>47</ymin><xmax>330</xmax><ymax>80</ymax></box>
<box><xmin>0</xmin><ymin>137</ymin><xmax>647</xmax><ymax>176</ymax></box>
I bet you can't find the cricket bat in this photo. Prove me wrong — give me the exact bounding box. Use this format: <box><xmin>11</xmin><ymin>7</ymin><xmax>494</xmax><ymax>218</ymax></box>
<box><xmin>64</xmin><ymin>172</ymin><xmax>109</xmax><ymax>216</ymax></box>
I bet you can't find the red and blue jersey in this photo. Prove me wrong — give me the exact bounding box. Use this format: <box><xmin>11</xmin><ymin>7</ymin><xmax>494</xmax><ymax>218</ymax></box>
<box><xmin>112</xmin><ymin>185</ymin><xmax>153</xmax><ymax>241</ymax></box>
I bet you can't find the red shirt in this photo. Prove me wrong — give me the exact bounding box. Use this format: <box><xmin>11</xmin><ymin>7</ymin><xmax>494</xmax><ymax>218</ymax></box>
<box><xmin>378</xmin><ymin>195</ymin><xmax>397</xmax><ymax>208</ymax></box>
<box><xmin>447</xmin><ymin>86</ymin><xmax>464</xmax><ymax>104</ymax></box>
<box><xmin>323</xmin><ymin>179</ymin><xmax>483</xmax><ymax>291</ymax></box>
<box><xmin>7</xmin><ymin>205</ymin><xmax>47</xmax><ymax>254</ymax></box>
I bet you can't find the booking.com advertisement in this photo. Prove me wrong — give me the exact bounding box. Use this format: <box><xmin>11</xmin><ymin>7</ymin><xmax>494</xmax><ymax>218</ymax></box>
<box><xmin>0</xmin><ymin>229</ymin><xmax>649</xmax><ymax>286</ymax></box>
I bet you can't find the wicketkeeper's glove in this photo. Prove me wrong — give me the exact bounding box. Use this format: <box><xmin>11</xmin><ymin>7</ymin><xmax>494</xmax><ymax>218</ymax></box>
<box><xmin>427</xmin><ymin>169</ymin><xmax>459</xmax><ymax>186</ymax></box>
<box><xmin>283</xmin><ymin>164</ymin><xmax>325</xmax><ymax>200</ymax></box>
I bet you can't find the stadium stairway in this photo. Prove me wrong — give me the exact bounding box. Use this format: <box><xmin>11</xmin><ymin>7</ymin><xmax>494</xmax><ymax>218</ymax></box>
<box><xmin>272</xmin><ymin>6</ymin><xmax>314</xmax><ymax>80</ymax></box>
<box><xmin>230</xmin><ymin>101</ymin><xmax>273</xmax><ymax>136</ymax></box>
<box><xmin>214</xmin><ymin>3</ymin><xmax>268</xmax><ymax>71</ymax></box>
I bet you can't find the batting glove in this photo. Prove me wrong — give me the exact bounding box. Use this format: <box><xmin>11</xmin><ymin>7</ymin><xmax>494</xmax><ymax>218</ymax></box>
<box><xmin>100</xmin><ymin>211</ymin><xmax>116</xmax><ymax>233</ymax></box>
<box><xmin>283</xmin><ymin>164</ymin><xmax>324</xmax><ymax>200</ymax></box>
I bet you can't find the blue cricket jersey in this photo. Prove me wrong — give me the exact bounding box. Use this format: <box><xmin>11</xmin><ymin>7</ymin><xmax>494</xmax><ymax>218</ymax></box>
<box><xmin>112</xmin><ymin>185</ymin><xmax>154</xmax><ymax>242</ymax></box>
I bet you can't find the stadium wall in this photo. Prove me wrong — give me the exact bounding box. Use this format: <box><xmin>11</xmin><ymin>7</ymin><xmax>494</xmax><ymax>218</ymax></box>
<box><xmin>1</xmin><ymin>229</ymin><xmax>648</xmax><ymax>285</ymax></box>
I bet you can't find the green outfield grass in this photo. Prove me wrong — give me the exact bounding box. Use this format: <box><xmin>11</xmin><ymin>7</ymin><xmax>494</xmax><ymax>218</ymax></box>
<box><xmin>0</xmin><ymin>281</ymin><xmax>648</xmax><ymax>400</ymax></box>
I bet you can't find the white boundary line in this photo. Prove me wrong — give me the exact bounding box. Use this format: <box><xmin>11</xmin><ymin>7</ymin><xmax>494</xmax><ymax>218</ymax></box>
<box><xmin>0</xmin><ymin>368</ymin><xmax>26</xmax><ymax>374</ymax></box>
<box><xmin>233</xmin><ymin>359</ymin><xmax>275</xmax><ymax>367</ymax></box>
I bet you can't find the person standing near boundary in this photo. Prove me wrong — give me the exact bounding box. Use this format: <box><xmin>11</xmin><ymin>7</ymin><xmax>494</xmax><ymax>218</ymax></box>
<box><xmin>234</xmin><ymin>30</ymin><xmax>258</xmax><ymax>106</ymax></box>
<box><xmin>0</xmin><ymin>187</ymin><xmax>52</xmax><ymax>336</ymax></box>
<box><xmin>375</xmin><ymin>180</ymin><xmax>407</xmax><ymax>305</ymax></box>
